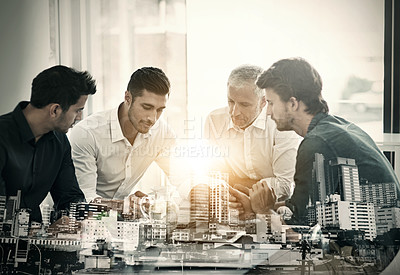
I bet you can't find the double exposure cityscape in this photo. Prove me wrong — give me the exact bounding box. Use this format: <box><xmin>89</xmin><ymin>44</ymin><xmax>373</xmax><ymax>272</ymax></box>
<box><xmin>1</xmin><ymin>157</ymin><xmax>399</xmax><ymax>274</ymax></box>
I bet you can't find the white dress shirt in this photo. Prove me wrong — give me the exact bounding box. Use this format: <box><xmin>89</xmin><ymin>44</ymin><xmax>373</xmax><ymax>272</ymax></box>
<box><xmin>69</xmin><ymin>106</ymin><xmax>176</xmax><ymax>201</ymax></box>
<box><xmin>204</xmin><ymin>106</ymin><xmax>301</xmax><ymax>200</ymax></box>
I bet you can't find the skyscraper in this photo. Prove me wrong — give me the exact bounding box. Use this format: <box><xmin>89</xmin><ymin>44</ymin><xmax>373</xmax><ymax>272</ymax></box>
<box><xmin>190</xmin><ymin>183</ymin><xmax>209</xmax><ymax>227</ymax></box>
<box><xmin>209</xmin><ymin>172</ymin><xmax>229</xmax><ymax>224</ymax></box>
<box><xmin>329</xmin><ymin>157</ymin><xmax>361</xmax><ymax>202</ymax></box>
<box><xmin>312</xmin><ymin>153</ymin><xmax>329</xmax><ymax>203</ymax></box>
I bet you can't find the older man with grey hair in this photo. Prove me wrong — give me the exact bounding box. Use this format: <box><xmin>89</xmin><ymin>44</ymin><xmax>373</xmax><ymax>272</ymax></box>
<box><xmin>204</xmin><ymin>65</ymin><xmax>300</xmax><ymax>203</ymax></box>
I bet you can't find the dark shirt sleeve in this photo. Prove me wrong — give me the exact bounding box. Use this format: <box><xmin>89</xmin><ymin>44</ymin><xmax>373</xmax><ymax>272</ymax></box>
<box><xmin>285</xmin><ymin>136</ymin><xmax>334</xmax><ymax>224</ymax></box>
<box><xmin>0</xmin><ymin>142</ymin><xmax>6</xmax><ymax>196</ymax></box>
<box><xmin>50</xmin><ymin>137</ymin><xmax>85</xmax><ymax>213</ymax></box>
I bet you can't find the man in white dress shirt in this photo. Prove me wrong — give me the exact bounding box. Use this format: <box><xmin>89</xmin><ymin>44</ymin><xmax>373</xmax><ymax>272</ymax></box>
<box><xmin>69</xmin><ymin>67</ymin><xmax>176</xmax><ymax>202</ymax></box>
<box><xmin>204</xmin><ymin>65</ymin><xmax>300</xmax><ymax>201</ymax></box>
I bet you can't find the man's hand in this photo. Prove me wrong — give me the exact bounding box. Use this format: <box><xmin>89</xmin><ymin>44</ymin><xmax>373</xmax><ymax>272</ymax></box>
<box><xmin>229</xmin><ymin>186</ymin><xmax>254</xmax><ymax>219</ymax></box>
<box><xmin>249</xmin><ymin>181</ymin><xmax>276</xmax><ymax>214</ymax></box>
<box><xmin>128</xmin><ymin>191</ymin><xmax>149</xmax><ymax>218</ymax></box>
<box><xmin>229</xmin><ymin>193</ymin><xmax>244</xmax><ymax>215</ymax></box>
<box><xmin>132</xmin><ymin>190</ymin><xmax>147</xmax><ymax>198</ymax></box>
<box><xmin>233</xmin><ymin>184</ymin><xmax>251</xmax><ymax>196</ymax></box>
<box><xmin>90</xmin><ymin>197</ymin><xmax>103</xmax><ymax>203</ymax></box>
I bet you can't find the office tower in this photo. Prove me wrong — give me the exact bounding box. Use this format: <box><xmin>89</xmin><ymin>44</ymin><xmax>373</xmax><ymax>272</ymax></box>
<box><xmin>0</xmin><ymin>195</ymin><xmax>6</xmax><ymax>232</ymax></box>
<box><xmin>329</xmin><ymin>157</ymin><xmax>361</xmax><ymax>202</ymax></box>
<box><xmin>190</xmin><ymin>183</ymin><xmax>209</xmax><ymax>223</ymax></box>
<box><xmin>360</xmin><ymin>181</ymin><xmax>400</xmax><ymax>236</ymax></box>
<box><xmin>361</xmin><ymin>181</ymin><xmax>399</xmax><ymax>207</ymax></box>
<box><xmin>41</xmin><ymin>204</ymin><xmax>53</xmax><ymax>227</ymax></box>
<box><xmin>312</xmin><ymin>153</ymin><xmax>329</xmax><ymax>203</ymax></box>
<box><xmin>307</xmin><ymin>199</ymin><xmax>317</xmax><ymax>226</ymax></box>
<box><xmin>4</xmin><ymin>190</ymin><xmax>22</xmax><ymax>235</ymax></box>
<box><xmin>209</xmin><ymin>172</ymin><xmax>229</xmax><ymax>224</ymax></box>
<box><xmin>68</xmin><ymin>202</ymin><xmax>78</xmax><ymax>233</ymax></box>
<box><xmin>316</xmin><ymin>194</ymin><xmax>376</xmax><ymax>240</ymax></box>
<box><xmin>375</xmin><ymin>206</ymin><xmax>400</xmax><ymax>235</ymax></box>
<box><xmin>189</xmin><ymin>172</ymin><xmax>230</xmax><ymax>235</ymax></box>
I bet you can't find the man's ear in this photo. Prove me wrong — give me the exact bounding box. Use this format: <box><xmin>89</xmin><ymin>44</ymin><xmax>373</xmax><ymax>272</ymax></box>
<box><xmin>124</xmin><ymin>91</ymin><xmax>132</xmax><ymax>105</ymax></box>
<box><xmin>288</xmin><ymin>96</ymin><xmax>299</xmax><ymax>111</ymax></box>
<box><xmin>260</xmin><ymin>95</ymin><xmax>267</xmax><ymax>109</ymax></box>
<box><xmin>49</xmin><ymin>104</ymin><xmax>61</xmax><ymax>118</ymax></box>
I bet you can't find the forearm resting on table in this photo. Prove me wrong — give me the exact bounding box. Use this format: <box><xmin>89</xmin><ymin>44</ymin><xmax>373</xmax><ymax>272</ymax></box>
<box><xmin>229</xmin><ymin>175</ymin><xmax>258</xmax><ymax>190</ymax></box>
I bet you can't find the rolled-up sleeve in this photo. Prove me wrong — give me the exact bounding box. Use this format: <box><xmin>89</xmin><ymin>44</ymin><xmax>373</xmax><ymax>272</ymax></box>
<box><xmin>263</xmin><ymin>129</ymin><xmax>301</xmax><ymax>201</ymax></box>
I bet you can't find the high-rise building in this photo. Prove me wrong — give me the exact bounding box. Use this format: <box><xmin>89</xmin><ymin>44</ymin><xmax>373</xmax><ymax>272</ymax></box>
<box><xmin>312</xmin><ymin>153</ymin><xmax>330</xmax><ymax>203</ymax></box>
<box><xmin>375</xmin><ymin>206</ymin><xmax>400</xmax><ymax>235</ymax></box>
<box><xmin>190</xmin><ymin>183</ymin><xmax>209</xmax><ymax>224</ymax></box>
<box><xmin>316</xmin><ymin>194</ymin><xmax>376</xmax><ymax>240</ymax></box>
<box><xmin>329</xmin><ymin>157</ymin><xmax>361</xmax><ymax>202</ymax></box>
<box><xmin>360</xmin><ymin>180</ymin><xmax>400</xmax><ymax>236</ymax></box>
<box><xmin>209</xmin><ymin>172</ymin><xmax>229</xmax><ymax>224</ymax></box>
<box><xmin>0</xmin><ymin>195</ymin><xmax>6</xmax><ymax>232</ymax></box>
<box><xmin>68</xmin><ymin>203</ymin><xmax>78</xmax><ymax>233</ymax></box>
<box><xmin>361</xmin><ymin>181</ymin><xmax>399</xmax><ymax>207</ymax></box>
<box><xmin>3</xmin><ymin>190</ymin><xmax>21</xmax><ymax>235</ymax></box>
<box><xmin>41</xmin><ymin>204</ymin><xmax>53</xmax><ymax>228</ymax></box>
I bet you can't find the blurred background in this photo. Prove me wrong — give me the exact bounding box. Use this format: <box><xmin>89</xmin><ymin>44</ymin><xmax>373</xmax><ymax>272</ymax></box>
<box><xmin>0</xmin><ymin>0</ymin><xmax>386</xmax><ymax>139</ymax></box>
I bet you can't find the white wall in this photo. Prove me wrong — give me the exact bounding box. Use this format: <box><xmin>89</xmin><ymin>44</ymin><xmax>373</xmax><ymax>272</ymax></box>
<box><xmin>0</xmin><ymin>0</ymin><xmax>54</xmax><ymax>114</ymax></box>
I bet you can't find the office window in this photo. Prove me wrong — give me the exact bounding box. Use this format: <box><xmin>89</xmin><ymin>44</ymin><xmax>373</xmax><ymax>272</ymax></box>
<box><xmin>81</xmin><ymin>0</ymin><xmax>187</xmax><ymax>137</ymax></box>
<box><xmin>187</xmin><ymin>0</ymin><xmax>384</xmax><ymax>139</ymax></box>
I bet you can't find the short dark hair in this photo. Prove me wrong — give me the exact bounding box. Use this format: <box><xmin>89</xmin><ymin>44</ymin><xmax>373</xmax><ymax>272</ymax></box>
<box><xmin>256</xmin><ymin>57</ymin><xmax>328</xmax><ymax>115</ymax></box>
<box><xmin>127</xmin><ymin>67</ymin><xmax>170</xmax><ymax>101</ymax></box>
<box><xmin>30</xmin><ymin>65</ymin><xmax>96</xmax><ymax>111</ymax></box>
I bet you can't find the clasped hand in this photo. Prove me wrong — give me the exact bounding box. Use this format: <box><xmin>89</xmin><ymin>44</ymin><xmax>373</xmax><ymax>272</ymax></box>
<box><xmin>229</xmin><ymin>181</ymin><xmax>276</xmax><ymax>219</ymax></box>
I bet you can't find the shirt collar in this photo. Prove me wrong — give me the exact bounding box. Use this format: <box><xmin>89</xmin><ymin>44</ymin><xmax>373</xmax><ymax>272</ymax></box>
<box><xmin>110</xmin><ymin>104</ymin><xmax>152</xmax><ymax>143</ymax></box>
<box><xmin>12</xmin><ymin>101</ymin><xmax>57</xmax><ymax>143</ymax></box>
<box><xmin>110</xmin><ymin>105</ymin><xmax>125</xmax><ymax>143</ymax></box>
<box><xmin>307</xmin><ymin>112</ymin><xmax>329</xmax><ymax>133</ymax></box>
<box><xmin>228</xmin><ymin>106</ymin><xmax>267</xmax><ymax>132</ymax></box>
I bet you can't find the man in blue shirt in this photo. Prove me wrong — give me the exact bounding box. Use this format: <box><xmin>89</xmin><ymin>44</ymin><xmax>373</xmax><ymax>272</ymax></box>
<box><xmin>230</xmin><ymin>57</ymin><xmax>399</xmax><ymax>224</ymax></box>
<box><xmin>0</xmin><ymin>65</ymin><xmax>96</xmax><ymax>222</ymax></box>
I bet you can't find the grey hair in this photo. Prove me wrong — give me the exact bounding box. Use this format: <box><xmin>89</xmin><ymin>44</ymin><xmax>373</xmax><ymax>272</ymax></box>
<box><xmin>227</xmin><ymin>64</ymin><xmax>265</xmax><ymax>98</ymax></box>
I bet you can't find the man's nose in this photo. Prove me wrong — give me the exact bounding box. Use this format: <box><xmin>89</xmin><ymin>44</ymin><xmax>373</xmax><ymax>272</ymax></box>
<box><xmin>231</xmin><ymin>104</ymin><xmax>241</xmax><ymax>116</ymax></box>
<box><xmin>76</xmin><ymin>112</ymin><xmax>83</xmax><ymax>121</ymax></box>
<box><xmin>148</xmin><ymin>110</ymin><xmax>157</xmax><ymax>123</ymax></box>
